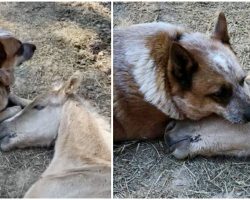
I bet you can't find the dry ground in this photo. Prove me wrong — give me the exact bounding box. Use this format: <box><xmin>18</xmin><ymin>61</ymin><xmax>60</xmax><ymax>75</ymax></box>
<box><xmin>113</xmin><ymin>2</ymin><xmax>250</xmax><ymax>198</ymax></box>
<box><xmin>0</xmin><ymin>2</ymin><xmax>110</xmax><ymax>198</ymax></box>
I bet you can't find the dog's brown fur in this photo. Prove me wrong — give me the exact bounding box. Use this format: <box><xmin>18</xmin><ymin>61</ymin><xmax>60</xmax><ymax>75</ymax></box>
<box><xmin>0</xmin><ymin>29</ymin><xmax>36</xmax><ymax>113</ymax></box>
<box><xmin>114</xmin><ymin>13</ymin><xmax>250</xmax><ymax>141</ymax></box>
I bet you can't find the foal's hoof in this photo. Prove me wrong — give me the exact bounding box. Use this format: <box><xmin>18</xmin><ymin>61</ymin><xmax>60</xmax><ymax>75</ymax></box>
<box><xmin>165</xmin><ymin>133</ymin><xmax>191</xmax><ymax>159</ymax></box>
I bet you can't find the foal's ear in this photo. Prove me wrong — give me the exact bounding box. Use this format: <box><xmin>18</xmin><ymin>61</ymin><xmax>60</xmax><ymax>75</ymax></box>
<box><xmin>243</xmin><ymin>74</ymin><xmax>250</xmax><ymax>97</ymax></box>
<box><xmin>64</xmin><ymin>71</ymin><xmax>82</xmax><ymax>95</ymax></box>
<box><xmin>245</xmin><ymin>75</ymin><xmax>250</xmax><ymax>86</ymax></box>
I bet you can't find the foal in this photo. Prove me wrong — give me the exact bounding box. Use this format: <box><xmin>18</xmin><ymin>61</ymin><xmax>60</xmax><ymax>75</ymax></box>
<box><xmin>0</xmin><ymin>73</ymin><xmax>111</xmax><ymax>198</ymax></box>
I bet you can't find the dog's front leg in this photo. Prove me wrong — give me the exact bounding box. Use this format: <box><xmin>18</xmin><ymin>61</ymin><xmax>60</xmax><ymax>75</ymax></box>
<box><xmin>8</xmin><ymin>93</ymin><xmax>32</xmax><ymax>107</ymax></box>
<box><xmin>0</xmin><ymin>106</ymin><xmax>21</xmax><ymax>122</ymax></box>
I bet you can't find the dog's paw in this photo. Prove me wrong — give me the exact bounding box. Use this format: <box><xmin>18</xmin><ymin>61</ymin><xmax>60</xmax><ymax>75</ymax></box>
<box><xmin>7</xmin><ymin>106</ymin><xmax>22</xmax><ymax>116</ymax></box>
<box><xmin>9</xmin><ymin>93</ymin><xmax>31</xmax><ymax>108</ymax></box>
<box><xmin>0</xmin><ymin>106</ymin><xmax>22</xmax><ymax>123</ymax></box>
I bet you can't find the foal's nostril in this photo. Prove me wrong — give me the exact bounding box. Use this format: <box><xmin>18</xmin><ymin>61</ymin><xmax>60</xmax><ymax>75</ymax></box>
<box><xmin>165</xmin><ymin>121</ymin><xmax>176</xmax><ymax>133</ymax></box>
<box><xmin>164</xmin><ymin>133</ymin><xmax>175</xmax><ymax>153</ymax></box>
<box><xmin>243</xmin><ymin>107</ymin><xmax>250</xmax><ymax>122</ymax></box>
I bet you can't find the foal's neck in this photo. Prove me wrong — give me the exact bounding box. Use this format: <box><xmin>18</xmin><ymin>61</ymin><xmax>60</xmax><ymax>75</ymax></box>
<box><xmin>54</xmin><ymin>96</ymin><xmax>111</xmax><ymax>167</ymax></box>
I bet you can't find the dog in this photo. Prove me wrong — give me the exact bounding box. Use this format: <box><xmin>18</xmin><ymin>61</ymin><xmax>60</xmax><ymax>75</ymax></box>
<box><xmin>114</xmin><ymin>12</ymin><xmax>250</xmax><ymax>141</ymax></box>
<box><xmin>165</xmin><ymin>75</ymin><xmax>250</xmax><ymax>159</ymax></box>
<box><xmin>0</xmin><ymin>28</ymin><xmax>36</xmax><ymax>120</ymax></box>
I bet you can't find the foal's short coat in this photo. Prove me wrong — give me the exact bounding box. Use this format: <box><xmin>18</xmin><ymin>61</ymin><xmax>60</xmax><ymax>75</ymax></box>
<box><xmin>0</xmin><ymin>73</ymin><xmax>111</xmax><ymax>198</ymax></box>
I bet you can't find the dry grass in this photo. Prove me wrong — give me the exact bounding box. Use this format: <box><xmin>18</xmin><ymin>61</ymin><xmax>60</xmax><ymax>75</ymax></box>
<box><xmin>0</xmin><ymin>2</ymin><xmax>110</xmax><ymax>197</ymax></box>
<box><xmin>113</xmin><ymin>2</ymin><xmax>250</xmax><ymax>198</ymax></box>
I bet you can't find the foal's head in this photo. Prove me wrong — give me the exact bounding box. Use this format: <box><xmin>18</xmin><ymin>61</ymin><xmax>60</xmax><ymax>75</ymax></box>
<box><xmin>0</xmin><ymin>72</ymin><xmax>82</xmax><ymax>147</ymax></box>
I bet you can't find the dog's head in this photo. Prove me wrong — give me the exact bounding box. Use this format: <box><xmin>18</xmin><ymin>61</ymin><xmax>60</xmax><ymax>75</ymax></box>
<box><xmin>0</xmin><ymin>29</ymin><xmax>36</xmax><ymax>69</ymax></box>
<box><xmin>0</xmin><ymin>29</ymin><xmax>36</xmax><ymax>111</ymax></box>
<box><xmin>168</xmin><ymin>12</ymin><xmax>250</xmax><ymax>123</ymax></box>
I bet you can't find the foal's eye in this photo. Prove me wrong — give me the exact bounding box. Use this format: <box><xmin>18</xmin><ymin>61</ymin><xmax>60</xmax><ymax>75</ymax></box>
<box><xmin>33</xmin><ymin>105</ymin><xmax>46</xmax><ymax>110</ymax></box>
<box><xmin>239</xmin><ymin>77</ymin><xmax>245</xmax><ymax>87</ymax></box>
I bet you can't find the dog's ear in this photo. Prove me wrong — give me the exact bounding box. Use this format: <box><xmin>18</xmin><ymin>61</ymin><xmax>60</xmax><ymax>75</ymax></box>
<box><xmin>0</xmin><ymin>69</ymin><xmax>11</xmax><ymax>86</ymax></box>
<box><xmin>212</xmin><ymin>12</ymin><xmax>230</xmax><ymax>44</ymax></box>
<box><xmin>0</xmin><ymin>42</ymin><xmax>7</xmax><ymax>66</ymax></box>
<box><xmin>170</xmin><ymin>42</ymin><xmax>198</xmax><ymax>90</ymax></box>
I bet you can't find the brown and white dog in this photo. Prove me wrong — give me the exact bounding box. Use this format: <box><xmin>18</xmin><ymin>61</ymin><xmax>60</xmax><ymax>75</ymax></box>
<box><xmin>0</xmin><ymin>29</ymin><xmax>36</xmax><ymax>119</ymax></box>
<box><xmin>114</xmin><ymin>12</ymin><xmax>250</xmax><ymax>141</ymax></box>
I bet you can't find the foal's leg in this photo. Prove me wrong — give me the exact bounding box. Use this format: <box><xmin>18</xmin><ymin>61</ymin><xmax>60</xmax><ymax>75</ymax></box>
<box><xmin>165</xmin><ymin>117</ymin><xmax>250</xmax><ymax>159</ymax></box>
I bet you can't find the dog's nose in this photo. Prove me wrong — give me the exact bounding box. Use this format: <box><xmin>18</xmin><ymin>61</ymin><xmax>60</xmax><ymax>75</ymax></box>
<box><xmin>24</xmin><ymin>43</ymin><xmax>36</xmax><ymax>52</ymax></box>
<box><xmin>30</xmin><ymin>44</ymin><xmax>36</xmax><ymax>52</ymax></box>
<box><xmin>243</xmin><ymin>107</ymin><xmax>250</xmax><ymax>122</ymax></box>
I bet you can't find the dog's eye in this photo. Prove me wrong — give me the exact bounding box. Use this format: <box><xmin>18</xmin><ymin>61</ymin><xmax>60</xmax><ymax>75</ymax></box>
<box><xmin>239</xmin><ymin>77</ymin><xmax>245</xmax><ymax>86</ymax></box>
<box><xmin>209</xmin><ymin>85</ymin><xmax>232</xmax><ymax>104</ymax></box>
<box><xmin>33</xmin><ymin>105</ymin><xmax>46</xmax><ymax>110</ymax></box>
<box><xmin>212</xmin><ymin>89</ymin><xmax>225</xmax><ymax>98</ymax></box>
<box><xmin>212</xmin><ymin>87</ymin><xmax>231</xmax><ymax>98</ymax></box>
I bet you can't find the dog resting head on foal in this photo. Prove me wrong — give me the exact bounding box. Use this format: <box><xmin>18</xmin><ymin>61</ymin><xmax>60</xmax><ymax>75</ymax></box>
<box><xmin>114</xmin><ymin>12</ymin><xmax>250</xmax><ymax>141</ymax></box>
<box><xmin>165</xmin><ymin>75</ymin><xmax>250</xmax><ymax>159</ymax></box>
<box><xmin>0</xmin><ymin>28</ymin><xmax>36</xmax><ymax>111</ymax></box>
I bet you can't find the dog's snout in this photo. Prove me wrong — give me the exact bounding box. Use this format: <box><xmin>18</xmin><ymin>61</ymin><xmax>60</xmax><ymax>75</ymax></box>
<box><xmin>24</xmin><ymin>43</ymin><xmax>36</xmax><ymax>52</ymax></box>
<box><xmin>243</xmin><ymin>107</ymin><xmax>250</xmax><ymax>122</ymax></box>
<box><xmin>21</xmin><ymin>43</ymin><xmax>36</xmax><ymax>61</ymax></box>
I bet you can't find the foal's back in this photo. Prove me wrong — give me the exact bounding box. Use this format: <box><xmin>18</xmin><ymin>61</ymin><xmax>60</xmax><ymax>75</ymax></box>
<box><xmin>25</xmin><ymin>97</ymin><xmax>111</xmax><ymax>198</ymax></box>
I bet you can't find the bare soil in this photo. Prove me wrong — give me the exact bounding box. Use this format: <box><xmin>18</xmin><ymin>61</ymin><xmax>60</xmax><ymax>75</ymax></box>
<box><xmin>0</xmin><ymin>2</ymin><xmax>110</xmax><ymax>198</ymax></box>
<box><xmin>113</xmin><ymin>2</ymin><xmax>250</xmax><ymax>198</ymax></box>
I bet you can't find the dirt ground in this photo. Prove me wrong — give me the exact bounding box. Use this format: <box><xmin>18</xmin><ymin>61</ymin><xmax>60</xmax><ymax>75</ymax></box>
<box><xmin>113</xmin><ymin>2</ymin><xmax>250</xmax><ymax>198</ymax></box>
<box><xmin>0</xmin><ymin>2</ymin><xmax>110</xmax><ymax>198</ymax></box>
